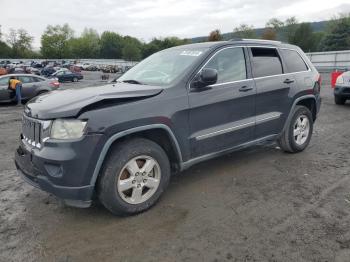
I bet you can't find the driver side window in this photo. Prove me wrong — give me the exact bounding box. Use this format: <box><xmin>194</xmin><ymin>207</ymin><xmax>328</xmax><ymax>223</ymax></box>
<box><xmin>204</xmin><ymin>47</ymin><xmax>247</xmax><ymax>84</ymax></box>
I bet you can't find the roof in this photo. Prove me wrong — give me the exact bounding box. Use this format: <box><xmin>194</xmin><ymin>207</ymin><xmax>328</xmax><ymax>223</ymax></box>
<box><xmin>175</xmin><ymin>38</ymin><xmax>297</xmax><ymax>50</ymax></box>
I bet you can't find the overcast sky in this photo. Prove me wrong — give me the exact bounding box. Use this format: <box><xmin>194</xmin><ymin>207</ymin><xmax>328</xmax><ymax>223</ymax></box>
<box><xmin>1</xmin><ymin>0</ymin><xmax>350</xmax><ymax>48</ymax></box>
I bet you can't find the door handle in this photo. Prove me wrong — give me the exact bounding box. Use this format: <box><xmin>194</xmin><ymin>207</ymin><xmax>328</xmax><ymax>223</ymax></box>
<box><xmin>239</xmin><ymin>86</ymin><xmax>253</xmax><ymax>92</ymax></box>
<box><xmin>283</xmin><ymin>79</ymin><xmax>294</xmax><ymax>84</ymax></box>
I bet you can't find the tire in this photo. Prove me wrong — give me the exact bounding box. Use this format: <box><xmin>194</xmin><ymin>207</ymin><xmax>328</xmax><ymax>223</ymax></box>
<box><xmin>278</xmin><ymin>105</ymin><xmax>313</xmax><ymax>153</ymax></box>
<box><xmin>97</xmin><ymin>138</ymin><xmax>171</xmax><ymax>216</ymax></box>
<box><xmin>72</xmin><ymin>77</ymin><xmax>78</xmax><ymax>82</ymax></box>
<box><xmin>334</xmin><ymin>95</ymin><xmax>346</xmax><ymax>105</ymax></box>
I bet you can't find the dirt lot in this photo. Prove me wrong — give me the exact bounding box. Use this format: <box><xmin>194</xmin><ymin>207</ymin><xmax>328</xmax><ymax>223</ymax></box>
<box><xmin>0</xmin><ymin>73</ymin><xmax>350</xmax><ymax>262</ymax></box>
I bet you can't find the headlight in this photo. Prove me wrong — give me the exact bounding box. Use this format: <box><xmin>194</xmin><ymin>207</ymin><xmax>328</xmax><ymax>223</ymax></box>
<box><xmin>336</xmin><ymin>76</ymin><xmax>344</xmax><ymax>84</ymax></box>
<box><xmin>50</xmin><ymin>119</ymin><xmax>87</xmax><ymax>139</ymax></box>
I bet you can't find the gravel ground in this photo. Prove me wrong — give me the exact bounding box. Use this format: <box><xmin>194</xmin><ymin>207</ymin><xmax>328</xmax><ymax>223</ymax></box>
<box><xmin>0</xmin><ymin>72</ymin><xmax>349</xmax><ymax>262</ymax></box>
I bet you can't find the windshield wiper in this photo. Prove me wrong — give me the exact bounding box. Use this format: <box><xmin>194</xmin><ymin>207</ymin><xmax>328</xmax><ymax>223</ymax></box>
<box><xmin>121</xmin><ymin>79</ymin><xmax>146</xmax><ymax>85</ymax></box>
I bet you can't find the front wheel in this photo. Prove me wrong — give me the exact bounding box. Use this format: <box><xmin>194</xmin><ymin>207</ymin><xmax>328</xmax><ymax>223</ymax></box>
<box><xmin>72</xmin><ymin>77</ymin><xmax>78</xmax><ymax>82</ymax></box>
<box><xmin>278</xmin><ymin>105</ymin><xmax>313</xmax><ymax>153</ymax></box>
<box><xmin>97</xmin><ymin>138</ymin><xmax>171</xmax><ymax>216</ymax></box>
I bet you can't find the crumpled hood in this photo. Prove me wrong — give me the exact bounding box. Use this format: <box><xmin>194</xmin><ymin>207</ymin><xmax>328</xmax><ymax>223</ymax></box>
<box><xmin>25</xmin><ymin>83</ymin><xmax>163</xmax><ymax>119</ymax></box>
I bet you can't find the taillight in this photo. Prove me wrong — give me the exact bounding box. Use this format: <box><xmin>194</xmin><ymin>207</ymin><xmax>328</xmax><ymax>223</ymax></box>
<box><xmin>315</xmin><ymin>73</ymin><xmax>321</xmax><ymax>94</ymax></box>
<box><xmin>50</xmin><ymin>81</ymin><xmax>60</xmax><ymax>88</ymax></box>
<box><xmin>317</xmin><ymin>74</ymin><xmax>322</xmax><ymax>86</ymax></box>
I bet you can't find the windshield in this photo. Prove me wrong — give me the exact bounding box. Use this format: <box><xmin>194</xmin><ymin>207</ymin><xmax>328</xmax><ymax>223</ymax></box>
<box><xmin>118</xmin><ymin>47</ymin><xmax>208</xmax><ymax>86</ymax></box>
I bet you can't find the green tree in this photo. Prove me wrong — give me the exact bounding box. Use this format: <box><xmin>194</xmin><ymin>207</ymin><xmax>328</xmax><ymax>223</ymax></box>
<box><xmin>262</xmin><ymin>18</ymin><xmax>284</xmax><ymax>40</ymax></box>
<box><xmin>141</xmin><ymin>37</ymin><xmax>188</xmax><ymax>58</ymax></box>
<box><xmin>122</xmin><ymin>38</ymin><xmax>142</xmax><ymax>61</ymax></box>
<box><xmin>41</xmin><ymin>24</ymin><xmax>74</xmax><ymax>58</ymax></box>
<box><xmin>6</xmin><ymin>28</ymin><xmax>34</xmax><ymax>58</ymax></box>
<box><xmin>290</xmin><ymin>23</ymin><xmax>316</xmax><ymax>52</ymax></box>
<box><xmin>100</xmin><ymin>31</ymin><xmax>124</xmax><ymax>58</ymax></box>
<box><xmin>233</xmin><ymin>24</ymin><xmax>256</xmax><ymax>38</ymax></box>
<box><xmin>0</xmin><ymin>25</ymin><xmax>12</xmax><ymax>58</ymax></box>
<box><xmin>261</xmin><ymin>28</ymin><xmax>277</xmax><ymax>40</ymax></box>
<box><xmin>0</xmin><ymin>41</ymin><xmax>12</xmax><ymax>58</ymax></box>
<box><xmin>70</xmin><ymin>28</ymin><xmax>100</xmax><ymax>58</ymax></box>
<box><xmin>266</xmin><ymin>18</ymin><xmax>284</xmax><ymax>30</ymax></box>
<box><xmin>283</xmin><ymin>17</ymin><xmax>299</xmax><ymax>43</ymax></box>
<box><xmin>208</xmin><ymin>29</ymin><xmax>223</xmax><ymax>41</ymax></box>
<box><xmin>320</xmin><ymin>13</ymin><xmax>350</xmax><ymax>51</ymax></box>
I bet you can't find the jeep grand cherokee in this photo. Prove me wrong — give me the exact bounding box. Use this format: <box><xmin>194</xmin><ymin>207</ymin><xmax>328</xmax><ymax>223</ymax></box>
<box><xmin>15</xmin><ymin>39</ymin><xmax>321</xmax><ymax>215</ymax></box>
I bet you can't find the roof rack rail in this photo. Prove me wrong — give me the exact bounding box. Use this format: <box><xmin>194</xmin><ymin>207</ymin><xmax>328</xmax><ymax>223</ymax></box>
<box><xmin>229</xmin><ymin>38</ymin><xmax>282</xmax><ymax>44</ymax></box>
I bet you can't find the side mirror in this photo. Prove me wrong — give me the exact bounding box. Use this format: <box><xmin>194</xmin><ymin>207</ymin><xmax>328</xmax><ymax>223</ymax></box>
<box><xmin>192</xmin><ymin>68</ymin><xmax>218</xmax><ymax>88</ymax></box>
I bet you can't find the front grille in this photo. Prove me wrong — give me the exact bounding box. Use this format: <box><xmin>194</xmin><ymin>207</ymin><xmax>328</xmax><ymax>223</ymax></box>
<box><xmin>22</xmin><ymin>115</ymin><xmax>44</xmax><ymax>148</ymax></box>
<box><xmin>343</xmin><ymin>88</ymin><xmax>350</xmax><ymax>94</ymax></box>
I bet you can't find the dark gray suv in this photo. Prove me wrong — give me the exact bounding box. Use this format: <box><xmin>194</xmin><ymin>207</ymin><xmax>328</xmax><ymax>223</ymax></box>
<box><xmin>15</xmin><ymin>39</ymin><xmax>321</xmax><ymax>215</ymax></box>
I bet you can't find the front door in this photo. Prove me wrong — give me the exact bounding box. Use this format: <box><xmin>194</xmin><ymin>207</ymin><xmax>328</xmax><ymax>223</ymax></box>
<box><xmin>18</xmin><ymin>75</ymin><xmax>36</xmax><ymax>100</ymax></box>
<box><xmin>188</xmin><ymin>46</ymin><xmax>256</xmax><ymax>158</ymax></box>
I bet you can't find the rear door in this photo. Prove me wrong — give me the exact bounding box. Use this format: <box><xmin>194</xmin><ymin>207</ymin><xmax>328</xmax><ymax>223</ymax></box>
<box><xmin>18</xmin><ymin>75</ymin><xmax>36</xmax><ymax>100</ymax></box>
<box><xmin>279</xmin><ymin>48</ymin><xmax>313</xmax><ymax>92</ymax></box>
<box><xmin>248</xmin><ymin>46</ymin><xmax>296</xmax><ymax>139</ymax></box>
<box><xmin>188</xmin><ymin>46</ymin><xmax>256</xmax><ymax>157</ymax></box>
<box><xmin>0</xmin><ymin>76</ymin><xmax>12</xmax><ymax>101</ymax></box>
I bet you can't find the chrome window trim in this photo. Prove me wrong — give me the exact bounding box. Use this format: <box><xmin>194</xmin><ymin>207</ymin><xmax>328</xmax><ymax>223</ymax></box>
<box><xmin>188</xmin><ymin>45</ymin><xmax>312</xmax><ymax>89</ymax></box>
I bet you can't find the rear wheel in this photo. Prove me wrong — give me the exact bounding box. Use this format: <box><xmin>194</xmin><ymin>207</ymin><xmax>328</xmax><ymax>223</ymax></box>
<box><xmin>278</xmin><ymin>105</ymin><xmax>313</xmax><ymax>153</ymax></box>
<box><xmin>97</xmin><ymin>138</ymin><xmax>171</xmax><ymax>216</ymax></box>
<box><xmin>334</xmin><ymin>95</ymin><xmax>346</xmax><ymax>105</ymax></box>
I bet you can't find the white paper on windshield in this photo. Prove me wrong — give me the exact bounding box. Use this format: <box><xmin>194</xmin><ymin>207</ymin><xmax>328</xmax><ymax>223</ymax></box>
<box><xmin>180</xmin><ymin>50</ymin><xmax>203</xmax><ymax>56</ymax></box>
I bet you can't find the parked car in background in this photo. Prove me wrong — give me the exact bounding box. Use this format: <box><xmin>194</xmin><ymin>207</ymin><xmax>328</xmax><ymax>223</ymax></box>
<box><xmin>50</xmin><ymin>70</ymin><xmax>83</xmax><ymax>82</ymax></box>
<box><xmin>0</xmin><ymin>60</ymin><xmax>11</xmax><ymax>68</ymax></box>
<box><xmin>0</xmin><ymin>68</ymin><xmax>7</xmax><ymax>76</ymax></box>
<box><xmin>85</xmin><ymin>64</ymin><xmax>99</xmax><ymax>71</ymax></box>
<box><xmin>25</xmin><ymin>67</ymin><xmax>41</xmax><ymax>75</ymax></box>
<box><xmin>62</xmin><ymin>62</ymin><xmax>74</xmax><ymax>69</ymax></box>
<box><xmin>8</xmin><ymin>67</ymin><xmax>26</xmax><ymax>74</ymax></box>
<box><xmin>0</xmin><ymin>74</ymin><xmax>59</xmax><ymax>103</ymax></box>
<box><xmin>69</xmin><ymin>65</ymin><xmax>82</xmax><ymax>73</ymax></box>
<box><xmin>41</xmin><ymin>67</ymin><xmax>56</xmax><ymax>76</ymax></box>
<box><xmin>334</xmin><ymin>71</ymin><xmax>350</xmax><ymax>104</ymax></box>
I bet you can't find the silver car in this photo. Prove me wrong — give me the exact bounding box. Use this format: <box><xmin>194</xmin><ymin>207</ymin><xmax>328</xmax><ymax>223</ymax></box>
<box><xmin>0</xmin><ymin>74</ymin><xmax>59</xmax><ymax>103</ymax></box>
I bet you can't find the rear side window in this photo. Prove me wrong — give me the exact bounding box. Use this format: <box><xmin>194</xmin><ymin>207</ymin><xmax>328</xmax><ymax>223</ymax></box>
<box><xmin>33</xmin><ymin>77</ymin><xmax>45</xmax><ymax>82</ymax></box>
<box><xmin>280</xmin><ymin>49</ymin><xmax>308</xmax><ymax>73</ymax></box>
<box><xmin>251</xmin><ymin>48</ymin><xmax>283</xmax><ymax>78</ymax></box>
<box><xmin>18</xmin><ymin>76</ymin><xmax>34</xmax><ymax>83</ymax></box>
<box><xmin>204</xmin><ymin>47</ymin><xmax>247</xmax><ymax>84</ymax></box>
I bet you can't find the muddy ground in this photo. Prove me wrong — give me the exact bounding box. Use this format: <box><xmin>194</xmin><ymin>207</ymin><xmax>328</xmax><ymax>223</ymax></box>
<box><xmin>0</xmin><ymin>73</ymin><xmax>349</xmax><ymax>262</ymax></box>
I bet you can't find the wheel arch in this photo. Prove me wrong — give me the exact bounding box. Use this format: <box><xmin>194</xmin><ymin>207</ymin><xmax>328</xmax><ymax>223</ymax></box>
<box><xmin>296</xmin><ymin>97</ymin><xmax>317</xmax><ymax>121</ymax></box>
<box><xmin>281</xmin><ymin>95</ymin><xmax>317</xmax><ymax>134</ymax></box>
<box><xmin>89</xmin><ymin>124</ymin><xmax>183</xmax><ymax>187</ymax></box>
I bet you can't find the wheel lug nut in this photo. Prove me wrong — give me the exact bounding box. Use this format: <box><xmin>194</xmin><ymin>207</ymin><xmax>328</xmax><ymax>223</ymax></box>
<box><xmin>132</xmin><ymin>180</ymin><xmax>136</xmax><ymax>184</ymax></box>
<box><xmin>135</xmin><ymin>172</ymin><xmax>139</xmax><ymax>176</ymax></box>
<box><xmin>143</xmin><ymin>172</ymin><xmax>146</xmax><ymax>176</ymax></box>
<box><xmin>143</xmin><ymin>179</ymin><xmax>147</xmax><ymax>183</ymax></box>
<box><xmin>137</xmin><ymin>184</ymin><xmax>141</xmax><ymax>188</ymax></box>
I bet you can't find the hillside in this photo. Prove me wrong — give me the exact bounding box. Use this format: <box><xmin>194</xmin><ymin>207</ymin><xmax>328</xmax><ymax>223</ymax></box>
<box><xmin>190</xmin><ymin>20</ymin><xmax>328</xmax><ymax>43</ymax></box>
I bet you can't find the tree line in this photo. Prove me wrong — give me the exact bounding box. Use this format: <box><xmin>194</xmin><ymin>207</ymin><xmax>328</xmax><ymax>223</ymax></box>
<box><xmin>0</xmin><ymin>13</ymin><xmax>349</xmax><ymax>60</ymax></box>
<box><xmin>210</xmin><ymin>14</ymin><xmax>350</xmax><ymax>52</ymax></box>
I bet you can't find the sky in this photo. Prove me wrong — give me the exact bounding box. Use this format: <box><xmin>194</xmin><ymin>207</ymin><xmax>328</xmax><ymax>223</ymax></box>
<box><xmin>0</xmin><ymin>0</ymin><xmax>349</xmax><ymax>48</ymax></box>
